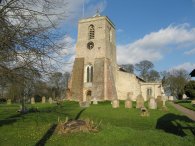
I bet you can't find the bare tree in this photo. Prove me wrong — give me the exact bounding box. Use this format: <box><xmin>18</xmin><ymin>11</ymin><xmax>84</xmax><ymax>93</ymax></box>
<box><xmin>0</xmin><ymin>0</ymin><xmax>67</xmax><ymax>79</ymax></box>
<box><xmin>0</xmin><ymin>0</ymin><xmax>68</xmax><ymax>111</ymax></box>
<box><xmin>162</xmin><ymin>69</ymin><xmax>191</xmax><ymax>99</ymax></box>
<box><xmin>120</xmin><ymin>64</ymin><xmax>134</xmax><ymax>73</ymax></box>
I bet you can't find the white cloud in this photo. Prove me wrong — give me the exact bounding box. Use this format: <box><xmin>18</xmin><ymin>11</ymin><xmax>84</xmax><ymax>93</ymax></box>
<box><xmin>184</xmin><ymin>48</ymin><xmax>195</xmax><ymax>55</ymax></box>
<box><xmin>117</xmin><ymin>24</ymin><xmax>195</xmax><ymax>64</ymax></box>
<box><xmin>171</xmin><ymin>62</ymin><xmax>195</xmax><ymax>72</ymax></box>
<box><xmin>117</xmin><ymin>29</ymin><xmax>124</xmax><ymax>33</ymax></box>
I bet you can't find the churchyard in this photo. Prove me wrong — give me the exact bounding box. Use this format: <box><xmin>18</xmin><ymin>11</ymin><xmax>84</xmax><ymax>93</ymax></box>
<box><xmin>0</xmin><ymin>101</ymin><xmax>195</xmax><ymax>146</ymax></box>
<box><xmin>175</xmin><ymin>100</ymin><xmax>195</xmax><ymax>111</ymax></box>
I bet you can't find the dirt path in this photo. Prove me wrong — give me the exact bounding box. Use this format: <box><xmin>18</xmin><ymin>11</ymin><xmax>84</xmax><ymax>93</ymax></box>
<box><xmin>170</xmin><ymin>102</ymin><xmax>195</xmax><ymax>121</ymax></box>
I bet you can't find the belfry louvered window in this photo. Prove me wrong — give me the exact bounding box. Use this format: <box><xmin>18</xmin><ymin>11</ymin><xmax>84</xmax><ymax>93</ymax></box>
<box><xmin>88</xmin><ymin>25</ymin><xmax>95</xmax><ymax>40</ymax></box>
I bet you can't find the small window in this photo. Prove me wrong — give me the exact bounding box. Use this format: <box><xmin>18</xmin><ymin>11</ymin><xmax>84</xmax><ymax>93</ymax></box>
<box><xmin>147</xmin><ymin>88</ymin><xmax>152</xmax><ymax>96</ymax></box>
<box><xmin>88</xmin><ymin>25</ymin><xmax>95</xmax><ymax>40</ymax></box>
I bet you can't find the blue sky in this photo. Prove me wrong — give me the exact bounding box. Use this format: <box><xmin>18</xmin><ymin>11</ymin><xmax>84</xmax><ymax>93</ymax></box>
<box><xmin>59</xmin><ymin>0</ymin><xmax>195</xmax><ymax>73</ymax></box>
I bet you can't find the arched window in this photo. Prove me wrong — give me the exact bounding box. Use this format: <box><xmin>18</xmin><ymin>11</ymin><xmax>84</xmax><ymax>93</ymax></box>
<box><xmin>88</xmin><ymin>25</ymin><xmax>95</xmax><ymax>40</ymax></box>
<box><xmin>86</xmin><ymin>65</ymin><xmax>93</xmax><ymax>82</ymax></box>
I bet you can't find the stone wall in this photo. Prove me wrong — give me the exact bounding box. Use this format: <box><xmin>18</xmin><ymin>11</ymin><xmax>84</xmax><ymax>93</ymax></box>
<box><xmin>106</xmin><ymin>59</ymin><xmax>118</xmax><ymax>100</ymax></box>
<box><xmin>92</xmin><ymin>58</ymin><xmax>105</xmax><ymax>100</ymax></box>
<box><xmin>71</xmin><ymin>58</ymin><xmax>84</xmax><ymax>101</ymax></box>
<box><xmin>116</xmin><ymin>71</ymin><xmax>141</xmax><ymax>101</ymax></box>
<box><xmin>140</xmin><ymin>83</ymin><xmax>162</xmax><ymax>100</ymax></box>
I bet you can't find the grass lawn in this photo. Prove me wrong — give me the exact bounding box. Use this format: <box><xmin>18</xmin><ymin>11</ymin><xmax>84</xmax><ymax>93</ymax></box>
<box><xmin>0</xmin><ymin>101</ymin><xmax>195</xmax><ymax>146</ymax></box>
<box><xmin>175</xmin><ymin>100</ymin><xmax>195</xmax><ymax>111</ymax></box>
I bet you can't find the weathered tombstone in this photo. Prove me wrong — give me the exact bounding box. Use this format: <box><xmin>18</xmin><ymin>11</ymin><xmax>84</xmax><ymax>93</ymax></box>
<box><xmin>156</xmin><ymin>96</ymin><xmax>163</xmax><ymax>109</ymax></box>
<box><xmin>112</xmin><ymin>99</ymin><xmax>119</xmax><ymax>108</ymax></box>
<box><xmin>168</xmin><ymin>96</ymin><xmax>174</xmax><ymax>101</ymax></box>
<box><xmin>31</xmin><ymin>97</ymin><xmax>35</xmax><ymax>104</ymax></box>
<box><xmin>191</xmin><ymin>100</ymin><xmax>195</xmax><ymax>105</ymax></box>
<box><xmin>162</xmin><ymin>96</ymin><xmax>167</xmax><ymax>106</ymax></box>
<box><xmin>148</xmin><ymin>97</ymin><xmax>157</xmax><ymax>109</ymax></box>
<box><xmin>125</xmin><ymin>99</ymin><xmax>132</xmax><ymax>108</ymax></box>
<box><xmin>7</xmin><ymin>99</ymin><xmax>11</xmax><ymax>105</ymax></box>
<box><xmin>136</xmin><ymin>94</ymin><xmax>144</xmax><ymax>108</ymax></box>
<box><xmin>79</xmin><ymin>101</ymin><xmax>90</xmax><ymax>107</ymax></box>
<box><xmin>92</xmin><ymin>98</ymin><xmax>98</xmax><ymax>105</ymax></box>
<box><xmin>182</xmin><ymin>94</ymin><xmax>188</xmax><ymax>100</ymax></box>
<box><xmin>49</xmin><ymin>97</ymin><xmax>53</xmax><ymax>104</ymax></box>
<box><xmin>125</xmin><ymin>92</ymin><xmax>133</xmax><ymax>108</ymax></box>
<box><xmin>140</xmin><ymin>107</ymin><xmax>149</xmax><ymax>117</ymax></box>
<box><xmin>42</xmin><ymin>96</ymin><xmax>46</xmax><ymax>103</ymax></box>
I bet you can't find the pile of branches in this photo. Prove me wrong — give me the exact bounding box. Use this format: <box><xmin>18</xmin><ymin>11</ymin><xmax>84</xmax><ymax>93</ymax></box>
<box><xmin>56</xmin><ymin>119</ymin><xmax>101</xmax><ymax>134</ymax></box>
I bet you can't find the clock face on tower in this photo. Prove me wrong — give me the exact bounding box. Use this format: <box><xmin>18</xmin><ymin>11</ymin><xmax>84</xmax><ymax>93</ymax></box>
<box><xmin>87</xmin><ymin>41</ymin><xmax>94</xmax><ymax>50</ymax></box>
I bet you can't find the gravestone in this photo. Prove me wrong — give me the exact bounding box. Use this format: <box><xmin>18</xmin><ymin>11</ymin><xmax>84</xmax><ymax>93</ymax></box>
<box><xmin>7</xmin><ymin>99</ymin><xmax>11</xmax><ymax>105</ymax></box>
<box><xmin>156</xmin><ymin>96</ymin><xmax>163</xmax><ymax>109</ymax></box>
<box><xmin>182</xmin><ymin>94</ymin><xmax>188</xmax><ymax>99</ymax></box>
<box><xmin>136</xmin><ymin>94</ymin><xmax>144</xmax><ymax>108</ymax></box>
<box><xmin>191</xmin><ymin>100</ymin><xmax>195</xmax><ymax>105</ymax></box>
<box><xmin>79</xmin><ymin>101</ymin><xmax>90</xmax><ymax>107</ymax></box>
<box><xmin>42</xmin><ymin>96</ymin><xmax>46</xmax><ymax>103</ymax></box>
<box><xmin>168</xmin><ymin>96</ymin><xmax>174</xmax><ymax>101</ymax></box>
<box><xmin>125</xmin><ymin>92</ymin><xmax>133</xmax><ymax>108</ymax></box>
<box><xmin>92</xmin><ymin>98</ymin><xmax>98</xmax><ymax>104</ymax></box>
<box><xmin>148</xmin><ymin>97</ymin><xmax>157</xmax><ymax>109</ymax></box>
<box><xmin>125</xmin><ymin>99</ymin><xmax>132</xmax><ymax>108</ymax></box>
<box><xmin>49</xmin><ymin>97</ymin><xmax>53</xmax><ymax>104</ymax></box>
<box><xmin>31</xmin><ymin>97</ymin><xmax>35</xmax><ymax>104</ymax></box>
<box><xmin>140</xmin><ymin>107</ymin><xmax>149</xmax><ymax>117</ymax></box>
<box><xmin>112</xmin><ymin>99</ymin><xmax>119</xmax><ymax>108</ymax></box>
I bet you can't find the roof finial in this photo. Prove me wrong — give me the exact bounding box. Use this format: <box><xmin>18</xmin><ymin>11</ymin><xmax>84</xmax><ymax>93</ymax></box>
<box><xmin>93</xmin><ymin>8</ymin><xmax>100</xmax><ymax>17</ymax></box>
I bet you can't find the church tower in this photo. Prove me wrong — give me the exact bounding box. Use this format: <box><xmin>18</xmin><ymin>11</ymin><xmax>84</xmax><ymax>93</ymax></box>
<box><xmin>69</xmin><ymin>14</ymin><xmax>118</xmax><ymax>102</ymax></box>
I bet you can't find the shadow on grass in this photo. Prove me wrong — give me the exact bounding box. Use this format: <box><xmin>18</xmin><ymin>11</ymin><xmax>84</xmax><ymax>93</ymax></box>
<box><xmin>35</xmin><ymin>124</ymin><xmax>57</xmax><ymax>146</ymax></box>
<box><xmin>0</xmin><ymin>113</ymin><xmax>25</xmax><ymax>127</ymax></box>
<box><xmin>75</xmin><ymin>108</ymin><xmax>86</xmax><ymax>120</ymax></box>
<box><xmin>156</xmin><ymin>113</ymin><xmax>195</xmax><ymax>137</ymax></box>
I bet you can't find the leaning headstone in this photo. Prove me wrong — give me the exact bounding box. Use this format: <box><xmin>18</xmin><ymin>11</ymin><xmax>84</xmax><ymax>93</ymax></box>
<box><xmin>148</xmin><ymin>97</ymin><xmax>157</xmax><ymax>109</ymax></box>
<box><xmin>42</xmin><ymin>96</ymin><xmax>46</xmax><ymax>103</ymax></box>
<box><xmin>156</xmin><ymin>96</ymin><xmax>163</xmax><ymax>109</ymax></box>
<box><xmin>112</xmin><ymin>99</ymin><xmax>119</xmax><ymax>108</ymax></box>
<box><xmin>136</xmin><ymin>94</ymin><xmax>144</xmax><ymax>108</ymax></box>
<box><xmin>49</xmin><ymin>97</ymin><xmax>53</xmax><ymax>104</ymax></box>
<box><xmin>31</xmin><ymin>97</ymin><xmax>35</xmax><ymax>104</ymax></box>
<box><xmin>7</xmin><ymin>99</ymin><xmax>11</xmax><ymax>105</ymax></box>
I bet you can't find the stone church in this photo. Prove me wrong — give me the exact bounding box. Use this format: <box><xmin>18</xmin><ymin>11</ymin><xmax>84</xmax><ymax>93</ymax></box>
<box><xmin>68</xmin><ymin>13</ymin><xmax>164</xmax><ymax>103</ymax></box>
